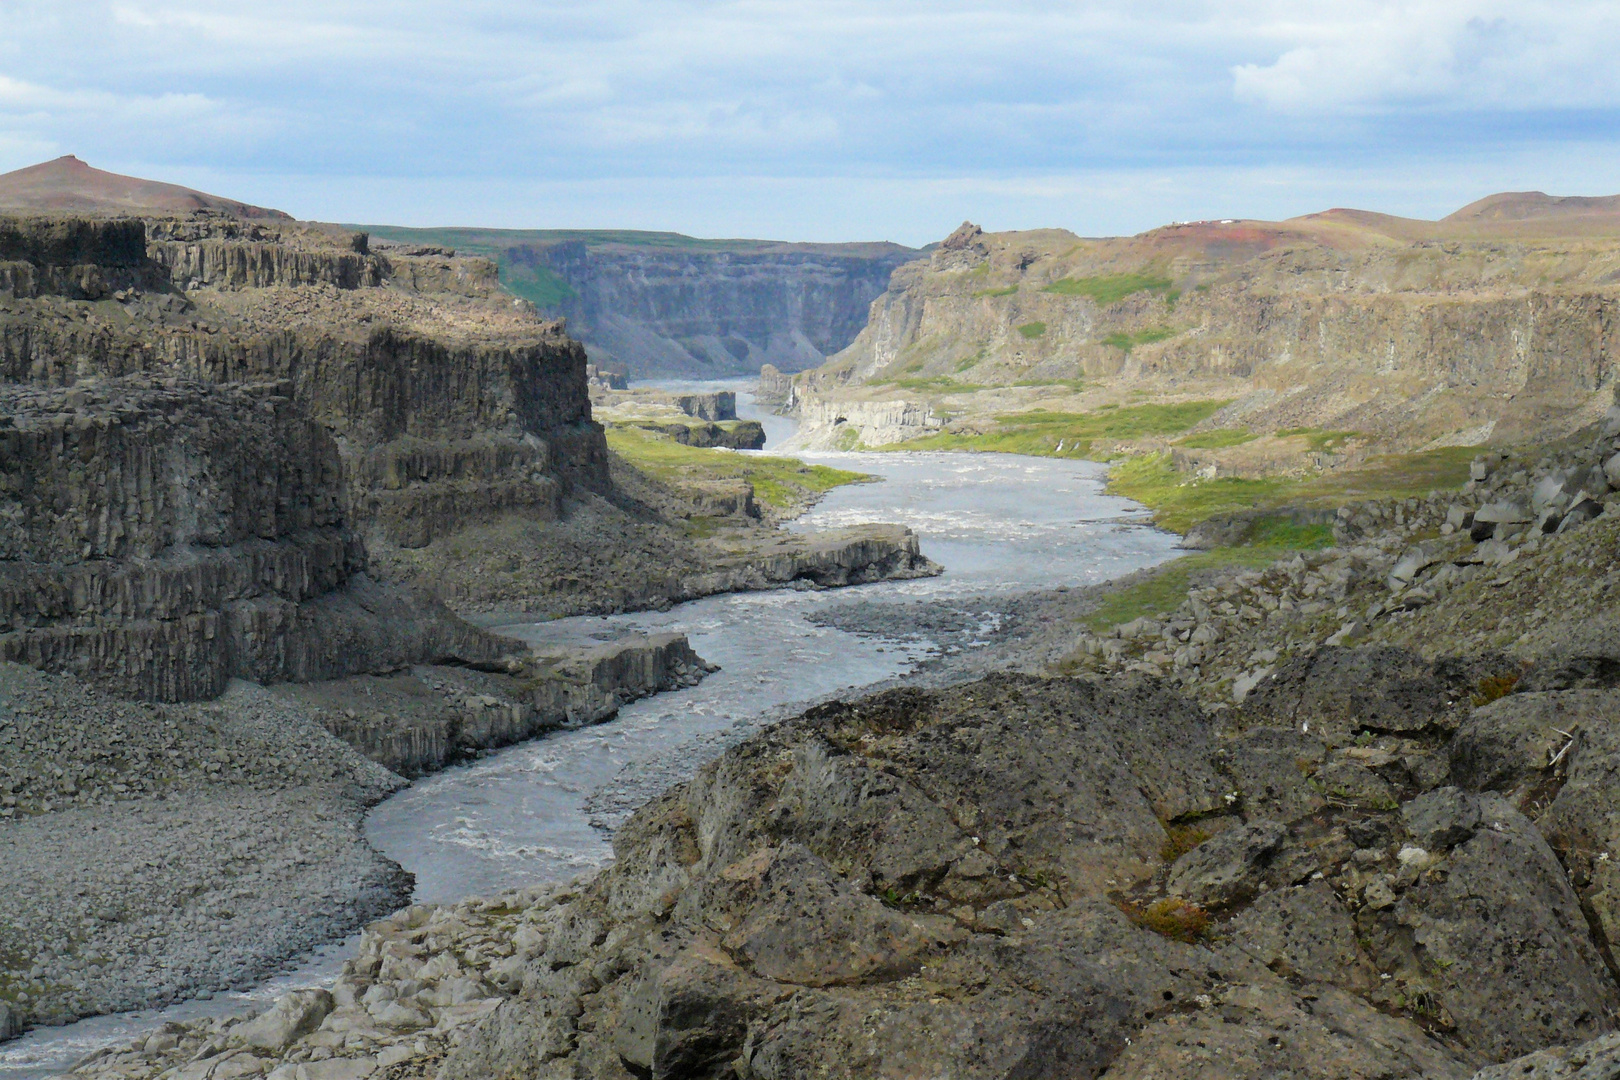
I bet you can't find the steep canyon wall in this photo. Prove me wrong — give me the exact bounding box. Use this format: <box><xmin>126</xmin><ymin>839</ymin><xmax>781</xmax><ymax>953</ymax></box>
<box><xmin>794</xmin><ymin>220</ymin><xmax>1620</xmax><ymax>450</ymax></box>
<box><xmin>0</xmin><ymin>213</ymin><xmax>601</xmax><ymax>698</ymax></box>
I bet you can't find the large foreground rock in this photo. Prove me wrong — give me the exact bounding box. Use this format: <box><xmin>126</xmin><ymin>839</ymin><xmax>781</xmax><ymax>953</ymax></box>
<box><xmin>432</xmin><ymin>675</ymin><xmax>1505</xmax><ymax>1079</ymax></box>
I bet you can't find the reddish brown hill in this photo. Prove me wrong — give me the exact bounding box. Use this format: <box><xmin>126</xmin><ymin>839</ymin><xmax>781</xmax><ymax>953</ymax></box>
<box><xmin>0</xmin><ymin>155</ymin><xmax>291</xmax><ymax>219</ymax></box>
<box><xmin>1445</xmin><ymin>190</ymin><xmax>1620</xmax><ymax>222</ymax></box>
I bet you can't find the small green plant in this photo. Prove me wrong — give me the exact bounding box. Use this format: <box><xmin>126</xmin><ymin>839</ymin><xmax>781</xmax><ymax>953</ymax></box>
<box><xmin>1017</xmin><ymin>321</ymin><xmax>1048</xmax><ymax>339</ymax></box>
<box><xmin>1473</xmin><ymin>672</ymin><xmax>1521</xmax><ymax>706</ymax></box>
<box><xmin>1277</xmin><ymin>428</ymin><xmax>1360</xmax><ymax>453</ymax></box>
<box><xmin>972</xmin><ymin>285</ymin><xmax>1018</xmax><ymax>298</ymax></box>
<box><xmin>1121</xmin><ymin>897</ymin><xmax>1211</xmax><ymax>942</ymax></box>
<box><xmin>879</xmin><ymin>886</ymin><xmax>925</xmax><ymax>910</ymax></box>
<box><xmin>1044</xmin><ymin>272</ymin><xmax>1176</xmax><ymax>306</ymax></box>
<box><xmin>1159</xmin><ymin>824</ymin><xmax>1211</xmax><ymax>863</ymax></box>
<box><xmin>1100</xmin><ymin>327</ymin><xmax>1176</xmax><ymax>353</ymax></box>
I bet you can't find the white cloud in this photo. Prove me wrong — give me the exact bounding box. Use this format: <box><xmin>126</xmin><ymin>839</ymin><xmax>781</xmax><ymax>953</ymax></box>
<box><xmin>1232</xmin><ymin>2</ymin><xmax>1620</xmax><ymax>113</ymax></box>
<box><xmin>1</xmin><ymin>1</ymin><xmax>1618</xmax><ymax>237</ymax></box>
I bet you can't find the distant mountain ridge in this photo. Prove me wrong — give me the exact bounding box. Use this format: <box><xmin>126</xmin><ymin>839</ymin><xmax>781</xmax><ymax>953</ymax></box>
<box><xmin>0</xmin><ymin>155</ymin><xmax>291</xmax><ymax>219</ymax></box>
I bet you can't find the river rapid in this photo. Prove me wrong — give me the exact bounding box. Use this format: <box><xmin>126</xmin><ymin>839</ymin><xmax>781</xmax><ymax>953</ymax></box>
<box><xmin>3</xmin><ymin>383</ymin><xmax>1182</xmax><ymax>1079</ymax></box>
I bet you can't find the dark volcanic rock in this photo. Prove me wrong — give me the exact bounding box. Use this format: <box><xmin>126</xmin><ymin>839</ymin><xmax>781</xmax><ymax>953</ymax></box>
<box><xmin>436</xmin><ymin>675</ymin><xmax>1489</xmax><ymax>1079</ymax></box>
<box><xmin>1239</xmin><ymin>645</ymin><xmax>1478</xmax><ymax>744</ymax></box>
<box><xmin>0</xmin><ymin>377</ymin><xmax>502</xmax><ymax>699</ymax></box>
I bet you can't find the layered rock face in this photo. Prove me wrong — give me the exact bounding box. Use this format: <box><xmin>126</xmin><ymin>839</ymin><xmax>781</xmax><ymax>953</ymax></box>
<box><xmin>0</xmin><ymin>215</ymin><xmax>602</xmax><ymax>556</ymax></box>
<box><xmin>519</xmin><ymin>239</ymin><xmax>919</xmax><ymax>378</ymax></box>
<box><xmin>791</xmin><ymin>216</ymin><xmax>1620</xmax><ymax>451</ymax></box>
<box><xmin>0</xmin><ymin>212</ymin><xmax>604</xmax><ymax>697</ymax></box>
<box><xmin>0</xmin><ymin>378</ymin><xmax>501</xmax><ymax>700</ymax></box>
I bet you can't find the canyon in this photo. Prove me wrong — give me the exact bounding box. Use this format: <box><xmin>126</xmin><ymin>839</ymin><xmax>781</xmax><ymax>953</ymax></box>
<box><xmin>15</xmin><ymin>151</ymin><xmax>1620</xmax><ymax>1080</ymax></box>
<box><xmin>361</xmin><ymin>225</ymin><xmax>920</xmax><ymax>380</ymax></box>
<box><xmin>0</xmin><ymin>157</ymin><xmax>934</xmax><ymax>1040</ymax></box>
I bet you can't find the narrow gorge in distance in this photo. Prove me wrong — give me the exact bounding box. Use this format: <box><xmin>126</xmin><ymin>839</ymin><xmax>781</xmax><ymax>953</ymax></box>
<box><xmin>10</xmin><ymin>154</ymin><xmax>1620</xmax><ymax>1080</ymax></box>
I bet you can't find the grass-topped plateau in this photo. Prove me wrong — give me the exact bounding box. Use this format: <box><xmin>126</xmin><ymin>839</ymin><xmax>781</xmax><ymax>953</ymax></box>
<box><xmin>1043</xmin><ymin>272</ymin><xmax>1177</xmax><ymax>306</ymax></box>
<box><xmin>606</xmin><ymin>424</ymin><xmax>868</xmax><ymax>517</ymax></box>
<box><xmin>1108</xmin><ymin>448</ymin><xmax>1476</xmax><ymax>534</ymax></box>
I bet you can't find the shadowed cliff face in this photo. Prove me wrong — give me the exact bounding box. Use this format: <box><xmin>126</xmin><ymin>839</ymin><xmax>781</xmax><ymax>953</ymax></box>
<box><xmin>0</xmin><ymin>212</ymin><xmax>595</xmax><ymax>698</ymax></box>
<box><xmin>510</xmin><ymin>240</ymin><xmax>921</xmax><ymax>379</ymax></box>
<box><xmin>0</xmin><ymin>214</ymin><xmax>604</xmax><ymax>552</ymax></box>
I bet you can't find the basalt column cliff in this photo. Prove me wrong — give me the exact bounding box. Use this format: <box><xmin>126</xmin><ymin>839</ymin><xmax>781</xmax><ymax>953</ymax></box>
<box><xmin>0</xmin><ymin>211</ymin><xmax>580</xmax><ymax>699</ymax></box>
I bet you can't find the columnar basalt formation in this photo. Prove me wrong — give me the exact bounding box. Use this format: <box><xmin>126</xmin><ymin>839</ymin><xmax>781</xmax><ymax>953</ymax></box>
<box><xmin>0</xmin><ymin>209</ymin><xmax>610</xmax><ymax>698</ymax></box>
<box><xmin>0</xmin><ymin>214</ymin><xmax>604</xmax><ymax>556</ymax></box>
<box><xmin>0</xmin><ymin>378</ymin><xmax>502</xmax><ymax>700</ymax></box>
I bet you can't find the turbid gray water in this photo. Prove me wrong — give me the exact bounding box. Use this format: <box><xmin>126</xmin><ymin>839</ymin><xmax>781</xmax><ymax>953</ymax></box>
<box><xmin>3</xmin><ymin>384</ymin><xmax>1182</xmax><ymax>1078</ymax></box>
<box><xmin>363</xmin><ymin>388</ymin><xmax>1183</xmax><ymax>903</ymax></box>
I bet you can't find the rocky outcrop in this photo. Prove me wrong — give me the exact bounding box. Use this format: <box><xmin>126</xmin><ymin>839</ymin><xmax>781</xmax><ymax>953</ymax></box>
<box><xmin>782</xmin><ymin>395</ymin><xmax>942</xmax><ymax>449</ymax></box>
<box><xmin>755</xmin><ymin>363</ymin><xmax>793</xmax><ymax>406</ymax></box>
<box><xmin>273</xmin><ymin>634</ymin><xmax>717</xmax><ymax>776</ymax></box>
<box><xmin>619</xmin><ymin>419</ymin><xmax>766</xmax><ymax>450</ymax></box>
<box><xmin>91</xmin><ymin>662</ymin><xmax>1620</xmax><ymax>1078</ymax></box>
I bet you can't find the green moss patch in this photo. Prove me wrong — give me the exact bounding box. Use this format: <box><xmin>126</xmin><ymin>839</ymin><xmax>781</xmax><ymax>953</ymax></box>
<box><xmin>1016</xmin><ymin>321</ymin><xmax>1048</xmax><ymax>339</ymax></box>
<box><xmin>1044</xmin><ymin>272</ymin><xmax>1176</xmax><ymax>306</ymax></box>
<box><xmin>606</xmin><ymin>425</ymin><xmax>869</xmax><ymax>511</ymax></box>
<box><xmin>1101</xmin><ymin>327</ymin><xmax>1176</xmax><ymax>353</ymax></box>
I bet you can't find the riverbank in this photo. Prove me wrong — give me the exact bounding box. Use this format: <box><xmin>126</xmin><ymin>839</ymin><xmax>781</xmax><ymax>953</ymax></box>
<box><xmin>0</xmin><ymin>629</ymin><xmax>722</xmax><ymax>1044</ymax></box>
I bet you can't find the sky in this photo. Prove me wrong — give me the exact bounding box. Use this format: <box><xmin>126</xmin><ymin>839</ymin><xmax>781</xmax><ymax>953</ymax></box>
<box><xmin>2</xmin><ymin>1</ymin><xmax>1619</xmax><ymax>245</ymax></box>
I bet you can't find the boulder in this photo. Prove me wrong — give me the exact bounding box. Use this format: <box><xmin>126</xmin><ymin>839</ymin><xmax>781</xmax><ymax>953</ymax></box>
<box><xmin>1531</xmin><ymin>471</ymin><xmax>1571</xmax><ymax>513</ymax></box>
<box><xmin>1450</xmin><ymin>690</ymin><xmax>1620</xmax><ymax>793</ymax></box>
<box><xmin>1557</xmin><ymin>499</ymin><xmax>1605</xmax><ymax>533</ymax></box>
<box><xmin>1401</xmin><ymin>787</ymin><xmax>1480</xmax><ymax>850</ymax></box>
<box><xmin>237</xmin><ymin>990</ymin><xmax>335</xmax><ymax>1052</ymax></box>
<box><xmin>1316</xmin><ymin>759</ymin><xmax>1400</xmax><ymax>810</ymax></box>
<box><xmin>0</xmin><ymin>1001</ymin><xmax>18</xmax><ymax>1041</ymax></box>
<box><xmin>1388</xmin><ymin>546</ymin><xmax>1440</xmax><ymax>589</ymax></box>
<box><xmin>1605</xmin><ymin>451</ymin><xmax>1620</xmax><ymax>489</ymax></box>
<box><xmin>1239</xmin><ymin>647</ymin><xmax>1466</xmax><ymax>745</ymax></box>
<box><xmin>1167</xmin><ymin>820</ymin><xmax>1289</xmax><ymax>908</ymax></box>
<box><xmin>1475</xmin><ymin>499</ymin><xmax>1534</xmax><ymax>524</ymax></box>
<box><xmin>1218</xmin><ymin>726</ymin><xmax>1328</xmax><ymax>824</ymax></box>
<box><xmin>1471</xmin><ymin>1031</ymin><xmax>1620</xmax><ymax>1080</ymax></box>
<box><xmin>1102</xmin><ymin>981</ymin><xmax>1471</xmax><ymax>1080</ymax></box>
<box><xmin>1393</xmin><ymin>795</ymin><xmax>1618</xmax><ymax>1062</ymax></box>
<box><xmin>1225</xmin><ymin>881</ymin><xmax>1376</xmax><ymax>991</ymax></box>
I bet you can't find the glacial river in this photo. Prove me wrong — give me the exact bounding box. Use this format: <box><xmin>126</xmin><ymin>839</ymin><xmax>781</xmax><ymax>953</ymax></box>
<box><xmin>3</xmin><ymin>384</ymin><xmax>1182</xmax><ymax>1078</ymax></box>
